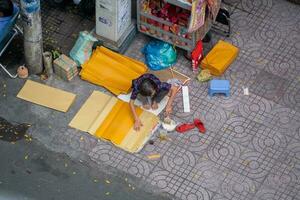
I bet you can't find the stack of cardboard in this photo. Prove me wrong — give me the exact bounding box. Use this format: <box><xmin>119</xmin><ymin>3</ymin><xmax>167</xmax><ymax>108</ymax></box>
<box><xmin>53</xmin><ymin>54</ymin><xmax>78</xmax><ymax>81</ymax></box>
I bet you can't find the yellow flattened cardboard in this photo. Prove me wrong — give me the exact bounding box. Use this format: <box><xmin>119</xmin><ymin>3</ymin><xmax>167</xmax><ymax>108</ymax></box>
<box><xmin>69</xmin><ymin>90</ymin><xmax>159</xmax><ymax>153</ymax></box>
<box><xmin>17</xmin><ymin>80</ymin><xmax>76</xmax><ymax>112</ymax></box>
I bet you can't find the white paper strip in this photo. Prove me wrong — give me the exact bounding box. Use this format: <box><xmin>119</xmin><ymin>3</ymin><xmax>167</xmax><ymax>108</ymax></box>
<box><xmin>182</xmin><ymin>86</ymin><xmax>190</xmax><ymax>113</ymax></box>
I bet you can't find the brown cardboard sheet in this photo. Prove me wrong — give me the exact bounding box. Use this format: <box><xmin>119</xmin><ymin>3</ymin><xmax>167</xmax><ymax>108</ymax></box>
<box><xmin>17</xmin><ymin>80</ymin><xmax>76</xmax><ymax>112</ymax></box>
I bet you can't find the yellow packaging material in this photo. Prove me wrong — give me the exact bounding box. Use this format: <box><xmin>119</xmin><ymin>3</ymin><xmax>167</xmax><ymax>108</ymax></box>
<box><xmin>201</xmin><ymin>40</ymin><xmax>239</xmax><ymax>76</ymax></box>
<box><xmin>147</xmin><ymin>154</ymin><xmax>161</xmax><ymax>160</ymax></box>
<box><xmin>80</xmin><ymin>47</ymin><xmax>147</xmax><ymax>95</ymax></box>
<box><xmin>17</xmin><ymin>80</ymin><xmax>76</xmax><ymax>112</ymax></box>
<box><xmin>69</xmin><ymin>91</ymin><xmax>159</xmax><ymax>153</ymax></box>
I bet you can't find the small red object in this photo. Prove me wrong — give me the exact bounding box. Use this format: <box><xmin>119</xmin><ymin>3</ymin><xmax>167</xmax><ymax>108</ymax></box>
<box><xmin>194</xmin><ymin>118</ymin><xmax>206</xmax><ymax>133</ymax></box>
<box><xmin>170</xmin><ymin>16</ymin><xmax>178</xmax><ymax>24</ymax></box>
<box><xmin>191</xmin><ymin>40</ymin><xmax>203</xmax><ymax>72</ymax></box>
<box><xmin>176</xmin><ymin>123</ymin><xmax>195</xmax><ymax>133</ymax></box>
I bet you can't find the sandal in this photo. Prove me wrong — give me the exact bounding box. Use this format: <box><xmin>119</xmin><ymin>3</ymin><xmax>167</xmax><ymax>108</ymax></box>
<box><xmin>176</xmin><ymin>123</ymin><xmax>195</xmax><ymax>133</ymax></box>
<box><xmin>194</xmin><ymin>118</ymin><xmax>206</xmax><ymax>133</ymax></box>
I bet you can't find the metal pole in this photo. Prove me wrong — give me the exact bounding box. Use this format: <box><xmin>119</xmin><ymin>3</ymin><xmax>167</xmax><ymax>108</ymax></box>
<box><xmin>20</xmin><ymin>0</ymin><xmax>43</xmax><ymax>75</ymax></box>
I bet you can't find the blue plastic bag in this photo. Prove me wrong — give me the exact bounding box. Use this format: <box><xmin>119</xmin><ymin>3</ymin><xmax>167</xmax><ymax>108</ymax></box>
<box><xmin>143</xmin><ymin>40</ymin><xmax>177</xmax><ymax>71</ymax></box>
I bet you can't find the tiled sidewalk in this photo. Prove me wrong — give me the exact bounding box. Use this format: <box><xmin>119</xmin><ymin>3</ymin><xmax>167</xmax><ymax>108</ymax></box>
<box><xmin>0</xmin><ymin>0</ymin><xmax>299</xmax><ymax>199</ymax></box>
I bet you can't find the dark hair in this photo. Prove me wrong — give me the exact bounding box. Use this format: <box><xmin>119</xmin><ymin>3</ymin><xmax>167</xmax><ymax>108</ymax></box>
<box><xmin>0</xmin><ymin>0</ymin><xmax>13</xmax><ymax>17</ymax></box>
<box><xmin>139</xmin><ymin>78</ymin><xmax>157</xmax><ymax>97</ymax></box>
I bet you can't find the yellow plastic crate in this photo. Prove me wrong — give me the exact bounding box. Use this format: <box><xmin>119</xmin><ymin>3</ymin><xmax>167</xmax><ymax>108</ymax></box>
<box><xmin>201</xmin><ymin>40</ymin><xmax>239</xmax><ymax>76</ymax></box>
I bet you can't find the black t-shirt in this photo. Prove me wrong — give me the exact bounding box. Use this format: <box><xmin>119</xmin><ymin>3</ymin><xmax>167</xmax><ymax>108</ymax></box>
<box><xmin>0</xmin><ymin>0</ymin><xmax>13</xmax><ymax>17</ymax></box>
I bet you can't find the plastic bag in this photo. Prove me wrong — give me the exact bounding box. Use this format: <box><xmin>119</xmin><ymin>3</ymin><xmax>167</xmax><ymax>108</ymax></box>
<box><xmin>70</xmin><ymin>31</ymin><xmax>97</xmax><ymax>66</ymax></box>
<box><xmin>197</xmin><ymin>69</ymin><xmax>212</xmax><ymax>82</ymax></box>
<box><xmin>143</xmin><ymin>40</ymin><xmax>177</xmax><ymax>71</ymax></box>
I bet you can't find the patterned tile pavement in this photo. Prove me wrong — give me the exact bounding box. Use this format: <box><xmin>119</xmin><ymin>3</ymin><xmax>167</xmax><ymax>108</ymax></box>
<box><xmin>0</xmin><ymin>0</ymin><xmax>299</xmax><ymax>199</ymax></box>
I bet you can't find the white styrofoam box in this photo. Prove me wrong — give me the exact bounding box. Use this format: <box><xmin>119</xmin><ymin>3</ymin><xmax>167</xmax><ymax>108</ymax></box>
<box><xmin>96</xmin><ymin>0</ymin><xmax>131</xmax><ymax>41</ymax></box>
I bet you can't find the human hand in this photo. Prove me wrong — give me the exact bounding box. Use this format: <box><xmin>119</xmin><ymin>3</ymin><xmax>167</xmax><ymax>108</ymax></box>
<box><xmin>134</xmin><ymin>118</ymin><xmax>143</xmax><ymax>131</ymax></box>
<box><xmin>151</xmin><ymin>101</ymin><xmax>158</xmax><ymax>110</ymax></box>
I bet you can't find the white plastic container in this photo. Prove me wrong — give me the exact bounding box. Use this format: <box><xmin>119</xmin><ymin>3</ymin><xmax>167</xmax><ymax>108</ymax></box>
<box><xmin>96</xmin><ymin>0</ymin><xmax>131</xmax><ymax>41</ymax></box>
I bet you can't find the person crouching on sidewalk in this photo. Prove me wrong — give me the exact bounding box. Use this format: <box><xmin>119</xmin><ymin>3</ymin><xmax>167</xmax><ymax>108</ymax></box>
<box><xmin>129</xmin><ymin>73</ymin><xmax>178</xmax><ymax>131</ymax></box>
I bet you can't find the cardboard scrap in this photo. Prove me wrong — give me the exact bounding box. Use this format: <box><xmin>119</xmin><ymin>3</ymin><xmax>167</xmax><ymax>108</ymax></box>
<box><xmin>17</xmin><ymin>80</ymin><xmax>76</xmax><ymax>112</ymax></box>
<box><xmin>147</xmin><ymin>154</ymin><xmax>161</xmax><ymax>160</ymax></box>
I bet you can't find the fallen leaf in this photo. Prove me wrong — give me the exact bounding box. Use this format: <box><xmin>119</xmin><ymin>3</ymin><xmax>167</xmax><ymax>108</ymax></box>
<box><xmin>25</xmin><ymin>155</ymin><xmax>28</xmax><ymax>160</ymax></box>
<box><xmin>192</xmin><ymin>173</ymin><xmax>199</xmax><ymax>180</ymax></box>
<box><xmin>105</xmin><ymin>192</ymin><xmax>110</xmax><ymax>196</ymax></box>
<box><xmin>158</xmin><ymin>133</ymin><xmax>170</xmax><ymax>141</ymax></box>
<box><xmin>242</xmin><ymin>160</ymin><xmax>250</xmax><ymax>166</ymax></box>
<box><xmin>223</xmin><ymin>170</ymin><xmax>230</xmax><ymax>176</ymax></box>
<box><xmin>256</xmin><ymin>58</ymin><xmax>263</xmax><ymax>63</ymax></box>
<box><xmin>40</xmin><ymin>74</ymin><xmax>48</xmax><ymax>81</ymax></box>
<box><xmin>201</xmin><ymin>155</ymin><xmax>208</xmax><ymax>160</ymax></box>
<box><xmin>105</xmin><ymin>180</ymin><xmax>111</xmax><ymax>184</ymax></box>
